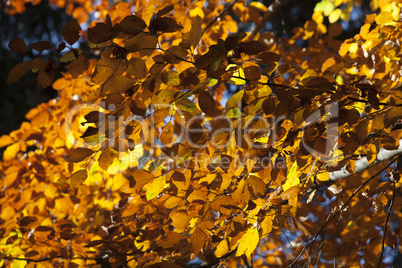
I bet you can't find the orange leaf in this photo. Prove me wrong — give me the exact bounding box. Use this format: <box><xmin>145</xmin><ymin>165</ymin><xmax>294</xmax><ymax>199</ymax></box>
<box><xmin>98</xmin><ymin>147</ymin><xmax>118</xmax><ymax>170</ymax></box>
<box><xmin>247</xmin><ymin>175</ymin><xmax>265</xmax><ymax>197</ymax></box>
<box><xmin>132</xmin><ymin>169</ymin><xmax>156</xmax><ymax>189</ymax></box>
<box><xmin>190</xmin><ymin>228</ymin><xmax>206</xmax><ymax>255</ymax></box>
<box><xmin>3</xmin><ymin>142</ymin><xmax>20</xmax><ymax>161</ymax></box>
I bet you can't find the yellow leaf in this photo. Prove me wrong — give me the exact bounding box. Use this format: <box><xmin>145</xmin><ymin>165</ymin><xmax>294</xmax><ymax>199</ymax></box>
<box><xmin>283</xmin><ymin>162</ymin><xmax>300</xmax><ymax>191</ymax></box>
<box><xmin>236</xmin><ymin>227</ymin><xmax>259</xmax><ymax>257</ymax></box>
<box><xmin>226</xmin><ymin>89</ymin><xmax>244</xmax><ymax>109</ymax></box>
<box><xmin>316</xmin><ymin>172</ymin><xmax>329</xmax><ymax>181</ymax></box>
<box><xmin>260</xmin><ymin>216</ymin><xmax>273</xmax><ymax>237</ymax></box>
<box><xmin>375</xmin><ymin>11</ymin><xmax>394</xmax><ymax>25</ymax></box>
<box><xmin>3</xmin><ymin>142</ymin><xmax>20</xmax><ymax>161</ymax></box>
<box><xmin>215</xmin><ymin>239</ymin><xmax>231</xmax><ymax>258</ymax></box>
<box><xmin>145</xmin><ymin>176</ymin><xmax>166</xmax><ymax>200</ymax></box>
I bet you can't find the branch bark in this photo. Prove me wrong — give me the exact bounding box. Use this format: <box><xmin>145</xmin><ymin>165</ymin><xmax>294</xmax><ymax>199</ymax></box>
<box><xmin>329</xmin><ymin>139</ymin><xmax>402</xmax><ymax>181</ymax></box>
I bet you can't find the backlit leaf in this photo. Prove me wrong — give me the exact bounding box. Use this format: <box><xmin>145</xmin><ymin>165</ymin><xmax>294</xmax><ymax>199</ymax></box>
<box><xmin>98</xmin><ymin>146</ymin><xmax>118</xmax><ymax>170</ymax></box>
<box><xmin>70</xmin><ymin>169</ymin><xmax>87</xmax><ymax>187</ymax></box>
<box><xmin>132</xmin><ymin>169</ymin><xmax>155</xmax><ymax>188</ymax></box>
<box><xmin>67</xmin><ymin>53</ymin><xmax>89</xmax><ymax>78</ymax></box>
<box><xmin>145</xmin><ymin>175</ymin><xmax>166</xmax><ymax>200</ymax></box>
<box><xmin>62</xmin><ymin>20</ymin><xmax>81</xmax><ymax>45</ymax></box>
<box><xmin>198</xmin><ymin>91</ymin><xmax>215</xmax><ymax>116</ymax></box>
<box><xmin>64</xmin><ymin>147</ymin><xmax>94</xmax><ymax>162</ymax></box>
<box><xmin>119</xmin><ymin>15</ymin><xmax>147</xmax><ymax>35</ymax></box>
<box><xmin>236</xmin><ymin>227</ymin><xmax>259</xmax><ymax>257</ymax></box>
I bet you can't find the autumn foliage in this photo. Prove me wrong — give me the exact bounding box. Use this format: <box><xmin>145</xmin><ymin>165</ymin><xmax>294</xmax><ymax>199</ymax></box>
<box><xmin>2</xmin><ymin>0</ymin><xmax>402</xmax><ymax>267</ymax></box>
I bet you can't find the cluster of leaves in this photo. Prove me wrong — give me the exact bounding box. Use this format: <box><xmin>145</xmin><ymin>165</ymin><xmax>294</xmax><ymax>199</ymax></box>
<box><xmin>1</xmin><ymin>0</ymin><xmax>402</xmax><ymax>267</ymax></box>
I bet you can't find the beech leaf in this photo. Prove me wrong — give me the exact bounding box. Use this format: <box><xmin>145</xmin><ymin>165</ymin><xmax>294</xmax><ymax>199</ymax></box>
<box><xmin>62</xmin><ymin>20</ymin><xmax>81</xmax><ymax>45</ymax></box>
<box><xmin>9</xmin><ymin>38</ymin><xmax>27</xmax><ymax>54</ymax></box>
<box><xmin>64</xmin><ymin>147</ymin><xmax>94</xmax><ymax>162</ymax></box>
<box><xmin>98</xmin><ymin>147</ymin><xmax>118</xmax><ymax>170</ymax></box>
<box><xmin>70</xmin><ymin>169</ymin><xmax>88</xmax><ymax>187</ymax></box>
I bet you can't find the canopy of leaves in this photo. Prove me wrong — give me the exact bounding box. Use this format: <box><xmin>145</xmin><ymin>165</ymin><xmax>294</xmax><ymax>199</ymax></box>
<box><xmin>1</xmin><ymin>0</ymin><xmax>402</xmax><ymax>267</ymax></box>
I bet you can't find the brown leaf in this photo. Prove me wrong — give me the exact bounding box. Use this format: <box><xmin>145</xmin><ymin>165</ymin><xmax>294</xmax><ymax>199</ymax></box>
<box><xmin>64</xmin><ymin>147</ymin><xmax>94</xmax><ymax>162</ymax></box>
<box><xmin>87</xmin><ymin>22</ymin><xmax>112</xmax><ymax>44</ymax></box>
<box><xmin>239</xmin><ymin>41</ymin><xmax>267</xmax><ymax>55</ymax></box>
<box><xmin>9</xmin><ymin>38</ymin><xmax>27</xmax><ymax>54</ymax></box>
<box><xmin>62</xmin><ymin>20</ymin><xmax>82</xmax><ymax>45</ymax></box>
<box><xmin>67</xmin><ymin>53</ymin><xmax>90</xmax><ymax>78</ymax></box>
<box><xmin>84</xmin><ymin>111</ymin><xmax>106</xmax><ymax>124</ymax></box>
<box><xmin>92</xmin><ymin>58</ymin><xmax>120</xmax><ymax>85</ymax></box>
<box><xmin>7</xmin><ymin>60</ymin><xmax>32</xmax><ymax>83</ymax></box>
<box><xmin>156</xmin><ymin>5</ymin><xmax>174</xmax><ymax>17</ymax></box>
<box><xmin>149</xmin><ymin>17</ymin><xmax>182</xmax><ymax>35</ymax></box>
<box><xmin>119</xmin><ymin>15</ymin><xmax>147</xmax><ymax>35</ymax></box>
<box><xmin>244</xmin><ymin>65</ymin><xmax>261</xmax><ymax>81</ymax></box>
<box><xmin>198</xmin><ymin>91</ymin><xmax>215</xmax><ymax>116</ymax></box>
<box><xmin>127</xmin><ymin>58</ymin><xmax>147</xmax><ymax>79</ymax></box>
<box><xmin>31</xmin><ymin>41</ymin><xmax>52</xmax><ymax>53</ymax></box>
<box><xmin>254</xmin><ymin>51</ymin><xmax>281</xmax><ymax>64</ymax></box>
<box><xmin>129</xmin><ymin>99</ymin><xmax>147</xmax><ymax>116</ymax></box>
<box><xmin>38</xmin><ymin>67</ymin><xmax>55</xmax><ymax>88</ymax></box>
<box><xmin>162</xmin><ymin>46</ymin><xmax>188</xmax><ymax>64</ymax></box>
<box><xmin>18</xmin><ymin>216</ymin><xmax>37</xmax><ymax>226</ymax></box>
<box><xmin>262</xmin><ymin>97</ymin><xmax>276</xmax><ymax>115</ymax></box>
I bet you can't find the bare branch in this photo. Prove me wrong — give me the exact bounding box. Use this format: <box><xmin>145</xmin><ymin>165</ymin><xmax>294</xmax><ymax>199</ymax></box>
<box><xmin>377</xmin><ymin>178</ymin><xmax>396</xmax><ymax>267</ymax></box>
<box><xmin>288</xmin><ymin>158</ymin><xmax>397</xmax><ymax>267</ymax></box>
<box><xmin>329</xmin><ymin>140</ymin><xmax>402</xmax><ymax>181</ymax></box>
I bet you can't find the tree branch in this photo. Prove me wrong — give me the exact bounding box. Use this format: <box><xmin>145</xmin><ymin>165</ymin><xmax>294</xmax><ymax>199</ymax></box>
<box><xmin>202</xmin><ymin>0</ymin><xmax>239</xmax><ymax>36</ymax></box>
<box><xmin>288</xmin><ymin>158</ymin><xmax>397</xmax><ymax>267</ymax></box>
<box><xmin>377</xmin><ymin>178</ymin><xmax>396</xmax><ymax>267</ymax></box>
<box><xmin>329</xmin><ymin>139</ymin><xmax>402</xmax><ymax>181</ymax></box>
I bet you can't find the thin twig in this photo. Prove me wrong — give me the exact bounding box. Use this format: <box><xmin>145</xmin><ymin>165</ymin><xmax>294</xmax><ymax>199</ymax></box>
<box><xmin>202</xmin><ymin>0</ymin><xmax>239</xmax><ymax>36</ymax></box>
<box><xmin>288</xmin><ymin>158</ymin><xmax>397</xmax><ymax>267</ymax></box>
<box><xmin>377</xmin><ymin>179</ymin><xmax>396</xmax><ymax>267</ymax></box>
